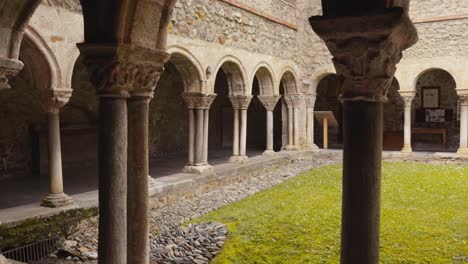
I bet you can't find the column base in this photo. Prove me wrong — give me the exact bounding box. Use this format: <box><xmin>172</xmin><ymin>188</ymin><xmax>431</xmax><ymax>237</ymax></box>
<box><xmin>457</xmin><ymin>147</ymin><xmax>468</xmax><ymax>155</ymax></box>
<box><xmin>283</xmin><ymin>145</ymin><xmax>300</xmax><ymax>151</ymax></box>
<box><xmin>262</xmin><ymin>150</ymin><xmax>276</xmax><ymax>155</ymax></box>
<box><xmin>401</xmin><ymin>145</ymin><xmax>413</xmax><ymax>153</ymax></box>
<box><xmin>41</xmin><ymin>193</ymin><xmax>73</xmax><ymax>208</ymax></box>
<box><xmin>229</xmin><ymin>155</ymin><xmax>249</xmax><ymax>163</ymax></box>
<box><xmin>304</xmin><ymin>144</ymin><xmax>319</xmax><ymax>151</ymax></box>
<box><xmin>183</xmin><ymin>164</ymin><xmax>215</xmax><ymax>174</ymax></box>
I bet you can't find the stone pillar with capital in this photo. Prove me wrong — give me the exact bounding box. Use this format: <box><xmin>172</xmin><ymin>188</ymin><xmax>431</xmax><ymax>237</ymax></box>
<box><xmin>457</xmin><ymin>92</ymin><xmax>468</xmax><ymax>155</ymax></box>
<box><xmin>399</xmin><ymin>91</ymin><xmax>415</xmax><ymax>153</ymax></box>
<box><xmin>77</xmin><ymin>44</ymin><xmax>169</xmax><ymax>264</ymax></box>
<box><xmin>229</xmin><ymin>95</ymin><xmax>252</xmax><ymax>162</ymax></box>
<box><xmin>258</xmin><ymin>95</ymin><xmax>281</xmax><ymax>154</ymax></box>
<box><xmin>310</xmin><ymin>7</ymin><xmax>417</xmax><ymax>264</ymax></box>
<box><xmin>183</xmin><ymin>92</ymin><xmax>217</xmax><ymax>173</ymax></box>
<box><xmin>41</xmin><ymin>89</ymin><xmax>74</xmax><ymax>208</ymax></box>
<box><xmin>304</xmin><ymin>93</ymin><xmax>319</xmax><ymax>150</ymax></box>
<box><xmin>284</xmin><ymin>94</ymin><xmax>303</xmax><ymax>150</ymax></box>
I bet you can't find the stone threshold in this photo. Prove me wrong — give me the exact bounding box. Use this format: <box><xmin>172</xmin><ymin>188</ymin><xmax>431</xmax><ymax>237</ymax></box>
<box><xmin>0</xmin><ymin>151</ymin><xmax>307</xmax><ymax>226</ymax></box>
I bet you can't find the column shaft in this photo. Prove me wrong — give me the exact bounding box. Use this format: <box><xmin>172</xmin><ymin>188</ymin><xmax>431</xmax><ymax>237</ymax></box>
<box><xmin>266</xmin><ymin>110</ymin><xmax>274</xmax><ymax>151</ymax></box>
<box><xmin>240</xmin><ymin>109</ymin><xmax>247</xmax><ymax>156</ymax></box>
<box><xmin>341</xmin><ymin>101</ymin><xmax>382</xmax><ymax>264</ymax></box>
<box><xmin>293</xmin><ymin>107</ymin><xmax>299</xmax><ymax>146</ymax></box>
<box><xmin>188</xmin><ymin>109</ymin><xmax>195</xmax><ymax>165</ymax></box>
<box><xmin>195</xmin><ymin>109</ymin><xmax>204</xmax><ymax>164</ymax></box>
<box><xmin>402</xmin><ymin>105</ymin><xmax>412</xmax><ymax>152</ymax></box>
<box><xmin>288</xmin><ymin>107</ymin><xmax>294</xmax><ymax>146</ymax></box>
<box><xmin>307</xmin><ymin>108</ymin><xmax>314</xmax><ymax>146</ymax></box>
<box><xmin>127</xmin><ymin>97</ymin><xmax>150</xmax><ymax>264</ymax></box>
<box><xmin>98</xmin><ymin>97</ymin><xmax>128</xmax><ymax>264</ymax></box>
<box><xmin>458</xmin><ymin>104</ymin><xmax>468</xmax><ymax>152</ymax></box>
<box><xmin>233</xmin><ymin>109</ymin><xmax>240</xmax><ymax>156</ymax></box>
<box><xmin>203</xmin><ymin>109</ymin><xmax>209</xmax><ymax>163</ymax></box>
<box><xmin>48</xmin><ymin>111</ymin><xmax>64</xmax><ymax>194</ymax></box>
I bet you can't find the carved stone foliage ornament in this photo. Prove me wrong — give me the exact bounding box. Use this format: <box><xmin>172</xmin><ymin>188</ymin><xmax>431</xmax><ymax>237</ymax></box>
<box><xmin>42</xmin><ymin>89</ymin><xmax>73</xmax><ymax>113</ymax></box>
<box><xmin>183</xmin><ymin>92</ymin><xmax>217</xmax><ymax>109</ymax></box>
<box><xmin>229</xmin><ymin>95</ymin><xmax>253</xmax><ymax>110</ymax></box>
<box><xmin>284</xmin><ymin>94</ymin><xmax>303</xmax><ymax>109</ymax></box>
<box><xmin>399</xmin><ymin>91</ymin><xmax>416</xmax><ymax>107</ymax></box>
<box><xmin>303</xmin><ymin>94</ymin><xmax>317</xmax><ymax>108</ymax></box>
<box><xmin>458</xmin><ymin>92</ymin><xmax>468</xmax><ymax>106</ymax></box>
<box><xmin>77</xmin><ymin>44</ymin><xmax>170</xmax><ymax>98</ymax></box>
<box><xmin>257</xmin><ymin>95</ymin><xmax>281</xmax><ymax>111</ymax></box>
<box><xmin>310</xmin><ymin>8</ymin><xmax>418</xmax><ymax>102</ymax></box>
<box><xmin>0</xmin><ymin>58</ymin><xmax>24</xmax><ymax>90</ymax></box>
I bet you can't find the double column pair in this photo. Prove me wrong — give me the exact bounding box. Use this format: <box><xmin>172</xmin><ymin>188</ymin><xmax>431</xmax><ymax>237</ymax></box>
<box><xmin>183</xmin><ymin>92</ymin><xmax>217</xmax><ymax>173</ymax></box>
<box><xmin>400</xmin><ymin>91</ymin><xmax>468</xmax><ymax>155</ymax></box>
<box><xmin>229</xmin><ymin>95</ymin><xmax>252</xmax><ymax>162</ymax></box>
<box><xmin>78</xmin><ymin>44</ymin><xmax>169</xmax><ymax>264</ymax></box>
<box><xmin>284</xmin><ymin>94</ymin><xmax>303</xmax><ymax>150</ymax></box>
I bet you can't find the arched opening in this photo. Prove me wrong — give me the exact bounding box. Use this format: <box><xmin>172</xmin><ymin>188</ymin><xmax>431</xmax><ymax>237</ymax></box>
<box><xmin>382</xmin><ymin>78</ymin><xmax>404</xmax><ymax>150</ymax></box>
<box><xmin>209</xmin><ymin>68</ymin><xmax>234</xmax><ymax>159</ymax></box>
<box><xmin>314</xmin><ymin>74</ymin><xmax>343</xmax><ymax>149</ymax></box>
<box><xmin>273</xmin><ymin>82</ymin><xmax>286</xmax><ymax>151</ymax></box>
<box><xmin>0</xmin><ymin>34</ymin><xmax>53</xmax><ymax>209</ymax></box>
<box><xmin>411</xmin><ymin>69</ymin><xmax>458</xmax><ymax>152</ymax></box>
<box><xmin>247</xmin><ymin>77</ymin><xmax>267</xmax><ymax>153</ymax></box>
<box><xmin>148</xmin><ymin>60</ymin><xmax>188</xmax><ymax>172</ymax></box>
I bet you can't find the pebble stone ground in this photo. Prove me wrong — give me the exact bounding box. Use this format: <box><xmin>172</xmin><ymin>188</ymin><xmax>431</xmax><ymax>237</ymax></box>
<box><xmin>33</xmin><ymin>153</ymin><xmax>339</xmax><ymax>264</ymax></box>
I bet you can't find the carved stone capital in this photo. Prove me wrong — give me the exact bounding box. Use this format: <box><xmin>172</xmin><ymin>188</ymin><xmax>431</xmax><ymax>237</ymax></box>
<box><xmin>458</xmin><ymin>91</ymin><xmax>468</xmax><ymax>106</ymax></box>
<box><xmin>0</xmin><ymin>58</ymin><xmax>24</xmax><ymax>90</ymax></box>
<box><xmin>257</xmin><ymin>95</ymin><xmax>281</xmax><ymax>111</ymax></box>
<box><xmin>77</xmin><ymin>44</ymin><xmax>170</xmax><ymax>98</ymax></box>
<box><xmin>229</xmin><ymin>95</ymin><xmax>253</xmax><ymax>110</ymax></box>
<box><xmin>310</xmin><ymin>8</ymin><xmax>418</xmax><ymax>102</ymax></box>
<box><xmin>183</xmin><ymin>92</ymin><xmax>217</xmax><ymax>109</ymax></box>
<box><xmin>399</xmin><ymin>91</ymin><xmax>415</xmax><ymax>107</ymax></box>
<box><xmin>304</xmin><ymin>93</ymin><xmax>317</xmax><ymax>108</ymax></box>
<box><xmin>42</xmin><ymin>89</ymin><xmax>73</xmax><ymax>113</ymax></box>
<box><xmin>284</xmin><ymin>94</ymin><xmax>303</xmax><ymax>109</ymax></box>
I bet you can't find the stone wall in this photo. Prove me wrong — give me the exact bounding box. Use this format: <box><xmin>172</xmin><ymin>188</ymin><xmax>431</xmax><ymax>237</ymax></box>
<box><xmin>170</xmin><ymin>0</ymin><xmax>297</xmax><ymax>61</ymax></box>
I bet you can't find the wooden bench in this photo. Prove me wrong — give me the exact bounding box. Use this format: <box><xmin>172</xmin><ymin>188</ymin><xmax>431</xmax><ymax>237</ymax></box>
<box><xmin>412</xmin><ymin>128</ymin><xmax>446</xmax><ymax>149</ymax></box>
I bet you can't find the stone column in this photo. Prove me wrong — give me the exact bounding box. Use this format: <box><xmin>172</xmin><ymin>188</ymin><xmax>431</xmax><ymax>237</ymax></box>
<box><xmin>125</xmin><ymin>51</ymin><xmax>168</xmax><ymax>264</ymax></box>
<box><xmin>183</xmin><ymin>93</ymin><xmax>217</xmax><ymax>173</ymax></box>
<box><xmin>399</xmin><ymin>91</ymin><xmax>415</xmax><ymax>153</ymax></box>
<box><xmin>41</xmin><ymin>90</ymin><xmax>74</xmax><ymax>208</ymax></box>
<box><xmin>304</xmin><ymin>94</ymin><xmax>319</xmax><ymax>150</ymax></box>
<box><xmin>78</xmin><ymin>44</ymin><xmax>169</xmax><ymax>264</ymax></box>
<box><xmin>284</xmin><ymin>94</ymin><xmax>303</xmax><ymax>150</ymax></box>
<box><xmin>258</xmin><ymin>95</ymin><xmax>281</xmax><ymax>154</ymax></box>
<box><xmin>310</xmin><ymin>8</ymin><xmax>417</xmax><ymax>264</ymax></box>
<box><xmin>457</xmin><ymin>92</ymin><xmax>468</xmax><ymax>155</ymax></box>
<box><xmin>229</xmin><ymin>95</ymin><xmax>252</xmax><ymax>162</ymax></box>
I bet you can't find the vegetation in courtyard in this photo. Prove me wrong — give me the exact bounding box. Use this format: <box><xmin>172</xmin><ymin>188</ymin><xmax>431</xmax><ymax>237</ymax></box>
<box><xmin>193</xmin><ymin>162</ymin><xmax>468</xmax><ymax>263</ymax></box>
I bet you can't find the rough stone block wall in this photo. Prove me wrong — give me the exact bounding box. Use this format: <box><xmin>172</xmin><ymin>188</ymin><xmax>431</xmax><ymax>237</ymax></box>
<box><xmin>170</xmin><ymin>0</ymin><xmax>298</xmax><ymax>60</ymax></box>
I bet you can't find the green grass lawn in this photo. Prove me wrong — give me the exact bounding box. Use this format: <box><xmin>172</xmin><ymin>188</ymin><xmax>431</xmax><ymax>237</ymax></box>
<box><xmin>193</xmin><ymin>162</ymin><xmax>468</xmax><ymax>263</ymax></box>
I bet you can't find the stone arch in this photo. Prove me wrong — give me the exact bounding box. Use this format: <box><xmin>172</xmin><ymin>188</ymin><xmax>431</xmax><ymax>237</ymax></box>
<box><xmin>279</xmin><ymin>67</ymin><xmax>299</xmax><ymax>95</ymax></box>
<box><xmin>213</xmin><ymin>56</ymin><xmax>247</xmax><ymax>95</ymax></box>
<box><xmin>252</xmin><ymin>63</ymin><xmax>276</xmax><ymax>95</ymax></box>
<box><xmin>23</xmin><ymin>27</ymin><xmax>60</xmax><ymax>94</ymax></box>
<box><xmin>412</xmin><ymin>68</ymin><xmax>458</xmax><ymax>151</ymax></box>
<box><xmin>167</xmin><ymin>46</ymin><xmax>205</xmax><ymax>93</ymax></box>
<box><xmin>414</xmin><ymin>67</ymin><xmax>458</xmax><ymax>90</ymax></box>
<box><xmin>310</xmin><ymin>65</ymin><xmax>336</xmax><ymax>94</ymax></box>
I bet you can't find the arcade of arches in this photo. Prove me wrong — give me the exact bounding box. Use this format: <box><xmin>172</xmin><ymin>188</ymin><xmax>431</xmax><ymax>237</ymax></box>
<box><xmin>0</xmin><ymin>0</ymin><xmax>467</xmax><ymax>263</ymax></box>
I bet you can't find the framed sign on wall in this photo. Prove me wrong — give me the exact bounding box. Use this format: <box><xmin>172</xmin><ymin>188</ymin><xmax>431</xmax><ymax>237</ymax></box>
<box><xmin>422</xmin><ymin>87</ymin><xmax>440</xmax><ymax>108</ymax></box>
